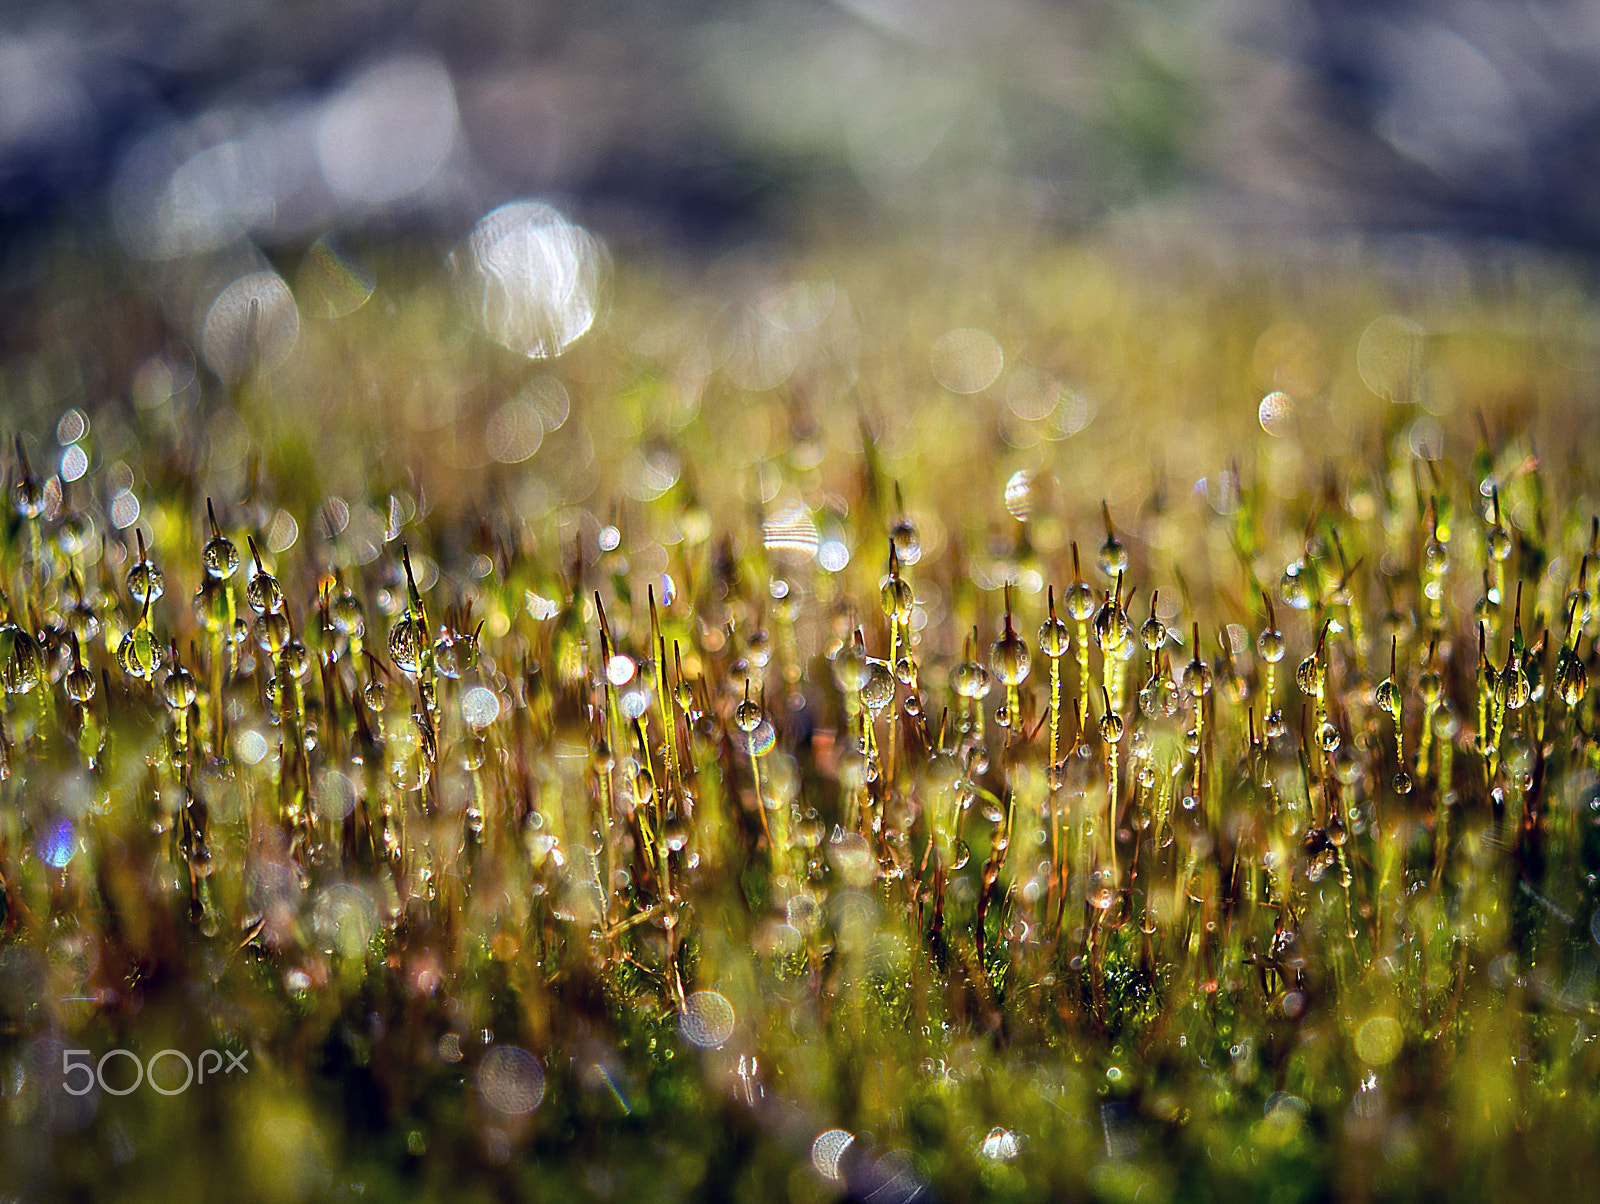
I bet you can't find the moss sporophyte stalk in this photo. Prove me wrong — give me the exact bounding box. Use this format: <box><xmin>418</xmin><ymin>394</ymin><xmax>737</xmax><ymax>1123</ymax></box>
<box><xmin>6</xmin><ymin>243</ymin><xmax>1600</xmax><ymax>1199</ymax></box>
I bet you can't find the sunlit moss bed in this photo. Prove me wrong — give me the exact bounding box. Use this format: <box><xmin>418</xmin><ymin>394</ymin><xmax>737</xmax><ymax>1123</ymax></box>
<box><xmin>3</xmin><ymin>230</ymin><xmax>1600</xmax><ymax>1202</ymax></box>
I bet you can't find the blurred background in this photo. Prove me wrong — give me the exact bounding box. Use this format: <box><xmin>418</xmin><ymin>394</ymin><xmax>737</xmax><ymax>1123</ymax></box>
<box><xmin>4</xmin><ymin>0</ymin><xmax>1600</xmax><ymax>267</ymax></box>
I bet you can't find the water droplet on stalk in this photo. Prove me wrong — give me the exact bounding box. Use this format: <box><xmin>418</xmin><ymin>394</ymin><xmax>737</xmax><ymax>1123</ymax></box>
<box><xmin>118</xmin><ymin>627</ymin><xmax>160</xmax><ymax>681</ymax></box>
<box><xmin>127</xmin><ymin>558</ymin><xmax>164</xmax><ymax>605</ymax></box>
<box><xmin>204</xmin><ymin>536</ymin><xmax>239</xmax><ymax>580</ymax></box>
<box><xmin>279</xmin><ymin>640</ymin><xmax>310</xmax><ymax>680</ymax></box>
<box><xmin>389</xmin><ymin>616</ymin><xmax>425</xmax><ymax>675</ymax></box>
<box><xmin>952</xmin><ymin>660</ymin><xmax>992</xmax><ymax>699</ymax></box>
<box><xmin>890</xmin><ymin>519</ymin><xmax>921</xmax><ymax>566</ymax></box>
<box><xmin>880</xmin><ymin>576</ymin><xmax>913</xmax><ymax>623</ymax></box>
<box><xmin>1488</xmin><ymin>526</ymin><xmax>1512</xmax><ymax>562</ymax></box>
<box><xmin>331</xmin><ymin>591</ymin><xmax>364</xmax><ymax>638</ymax></box>
<box><xmin>833</xmin><ymin>641</ymin><xmax>870</xmax><ymax>692</ymax></box>
<box><xmin>247</xmin><ymin>572</ymin><xmax>285</xmax><ymax>616</ymax></box>
<box><xmin>163</xmin><ymin>665</ymin><xmax>197</xmax><ymax>709</ymax></box>
<box><xmin>735</xmin><ymin>698</ymin><xmax>763</xmax><ymax>732</ymax></box>
<box><xmin>1496</xmin><ymin>664</ymin><xmax>1530</xmax><ymax>710</ymax></box>
<box><xmin>1557</xmin><ymin>648</ymin><xmax>1587</xmax><ymax>707</ymax></box>
<box><xmin>1281</xmin><ymin>562</ymin><xmax>1312</xmax><ymax>610</ymax></box>
<box><xmin>65</xmin><ymin>665</ymin><xmax>95</xmax><ymax>703</ymax></box>
<box><xmin>992</xmin><ymin>621</ymin><xmax>1031</xmax><ymax>687</ymax></box>
<box><xmin>1258</xmin><ymin>627</ymin><xmax>1285</xmax><ymax>663</ymax></box>
<box><xmin>1296</xmin><ymin>655</ymin><xmax>1322</xmax><ymax>699</ymax></box>
<box><xmin>861</xmin><ymin>661</ymin><xmax>896</xmax><ymax>711</ymax></box>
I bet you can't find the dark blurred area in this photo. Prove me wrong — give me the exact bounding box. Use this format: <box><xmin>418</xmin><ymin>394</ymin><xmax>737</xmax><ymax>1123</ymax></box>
<box><xmin>2</xmin><ymin>0</ymin><xmax>1600</xmax><ymax>261</ymax></box>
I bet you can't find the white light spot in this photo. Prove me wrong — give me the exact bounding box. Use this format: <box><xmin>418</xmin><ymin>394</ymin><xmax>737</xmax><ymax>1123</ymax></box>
<box><xmin>1259</xmin><ymin>391</ymin><xmax>1294</xmax><ymax>436</ymax></box>
<box><xmin>763</xmin><ymin>505</ymin><xmax>819</xmax><ymax>558</ymax></box>
<box><xmin>474</xmin><ymin>1046</ymin><xmax>546</xmax><ymax>1116</ymax></box>
<box><xmin>471</xmin><ymin>201</ymin><xmax>603</xmax><ymax>359</ymax></box>
<box><xmin>618</xmin><ymin>685</ymin><xmax>650</xmax><ymax>721</ymax></box>
<box><xmin>56</xmin><ymin>409</ymin><xmax>87</xmax><ymax>444</ymax></box>
<box><xmin>523</xmin><ymin>376</ymin><xmax>571</xmax><ymax>431</ymax></box>
<box><xmin>266</xmin><ymin>508</ymin><xmax>299</xmax><ymax>553</ymax></box>
<box><xmin>1048</xmin><ymin>387</ymin><xmax>1095</xmax><ymax>439</ymax></box>
<box><xmin>811</xmin><ymin>1129</ymin><xmax>855</xmax><ymax>1181</ymax></box>
<box><xmin>316</xmin><ymin>57</ymin><xmax>458</xmax><ymax>206</ymax></box>
<box><xmin>1357</xmin><ymin>314</ymin><xmax>1426</xmax><ymax>401</ymax></box>
<box><xmin>679</xmin><ymin>990</ymin><xmax>736</xmax><ymax>1049</ymax></box>
<box><xmin>316</xmin><ymin>769</ymin><xmax>357</xmax><ymax>820</ymax></box>
<box><xmin>201</xmin><ymin>270</ymin><xmax>299</xmax><ymax>381</ymax></box>
<box><xmin>160</xmin><ymin>137</ymin><xmax>278</xmax><ymax>256</ymax></box>
<box><xmin>979</xmin><ymin>1127</ymin><xmax>1020</xmax><ymax>1162</ymax></box>
<box><xmin>1004</xmin><ymin>470</ymin><xmax>1032</xmax><ymax>522</ymax></box>
<box><xmin>60</xmin><ymin>445</ymin><xmax>88</xmax><ymax>482</ymax></box>
<box><xmin>525</xmin><ymin>591</ymin><xmax>561</xmax><ymax>621</ymax></box>
<box><xmin>1205</xmin><ymin>468</ymin><xmax>1241</xmax><ymax>516</ymax></box>
<box><xmin>485</xmin><ymin>399</ymin><xmax>544</xmax><ymax>463</ymax></box>
<box><xmin>760</xmin><ymin>278</ymin><xmax>835</xmax><ymax>332</ymax></box>
<box><xmin>316</xmin><ymin>496</ymin><xmax>350</xmax><ymax>539</ymax></box>
<box><xmin>311</xmin><ymin>883</ymin><xmax>377</xmax><ymax>957</ymax></box>
<box><xmin>1004</xmin><ymin>366</ymin><xmax>1062</xmax><ymax>421</ymax></box>
<box><xmin>462</xmin><ymin>686</ymin><xmax>500</xmax><ymax>729</ymax></box>
<box><xmin>622</xmin><ymin>448</ymin><xmax>681</xmax><ymax>501</ymax></box>
<box><xmin>301</xmin><ymin>236</ymin><xmax>375</xmax><ymax>318</ymax></box>
<box><xmin>817</xmin><ymin>539</ymin><xmax>850</xmax><ymax>573</ymax></box>
<box><xmin>109</xmin><ymin>491</ymin><xmax>140</xmax><ymax>529</ymax></box>
<box><xmin>1407</xmin><ymin>417</ymin><xmax>1445</xmax><ymax>461</ymax></box>
<box><xmin>1264</xmin><ymin>1092</ymin><xmax>1309</xmax><ymax>1127</ymax></box>
<box><xmin>235</xmin><ymin>729</ymin><xmax>269</xmax><ymax>765</ymax></box>
<box><xmin>930</xmin><ymin>327</ymin><xmax>1003</xmax><ymax>394</ymax></box>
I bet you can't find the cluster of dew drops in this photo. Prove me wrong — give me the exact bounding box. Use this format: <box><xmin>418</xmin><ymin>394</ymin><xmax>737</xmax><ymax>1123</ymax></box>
<box><xmin>5</xmin><ymin>418</ymin><xmax>1600</xmax><ymax>963</ymax></box>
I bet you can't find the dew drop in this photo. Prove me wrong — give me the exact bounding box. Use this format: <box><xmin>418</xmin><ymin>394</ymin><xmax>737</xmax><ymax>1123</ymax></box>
<box><xmin>389</xmin><ymin>616</ymin><xmax>425</xmax><ymax>675</ymax></box>
<box><xmin>203</xmin><ymin>536</ymin><xmax>240</xmax><ymax>580</ymax></box>
<box><xmin>1097</xmin><ymin>536</ymin><xmax>1128</xmax><ymax>577</ymax></box>
<box><xmin>890</xmin><ymin>519</ymin><xmax>922</xmax><ymax>566</ymax></box>
<box><xmin>162</xmin><ymin>666</ymin><xmax>197</xmax><ymax>709</ymax></box>
<box><xmin>246</xmin><ymin>571</ymin><xmax>285</xmax><ymax>616</ymax></box>
<box><xmin>127</xmin><ymin>558</ymin><xmax>164</xmax><ymax>606</ymax></box>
